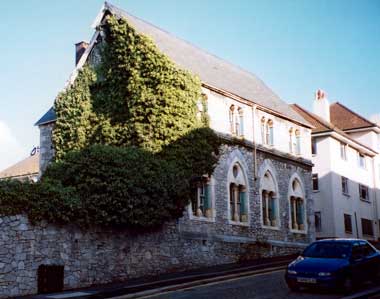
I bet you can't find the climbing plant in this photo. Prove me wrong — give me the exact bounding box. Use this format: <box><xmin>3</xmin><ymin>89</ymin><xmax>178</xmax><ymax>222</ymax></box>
<box><xmin>0</xmin><ymin>15</ymin><xmax>223</xmax><ymax>229</ymax></box>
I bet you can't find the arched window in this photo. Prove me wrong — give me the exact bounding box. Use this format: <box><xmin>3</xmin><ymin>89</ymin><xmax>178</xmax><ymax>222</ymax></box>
<box><xmin>261</xmin><ymin>117</ymin><xmax>266</xmax><ymax>143</ymax></box>
<box><xmin>190</xmin><ymin>176</ymin><xmax>213</xmax><ymax>219</ymax></box>
<box><xmin>289</xmin><ymin>128</ymin><xmax>294</xmax><ymax>153</ymax></box>
<box><xmin>289</xmin><ymin>178</ymin><xmax>306</xmax><ymax>231</ymax></box>
<box><xmin>228</xmin><ymin>163</ymin><xmax>248</xmax><ymax>223</ymax></box>
<box><xmin>267</xmin><ymin>120</ymin><xmax>274</xmax><ymax>145</ymax></box>
<box><xmin>229</xmin><ymin>105</ymin><xmax>235</xmax><ymax>134</ymax></box>
<box><xmin>261</xmin><ymin>171</ymin><xmax>279</xmax><ymax>227</ymax></box>
<box><xmin>238</xmin><ymin>108</ymin><xmax>244</xmax><ymax>136</ymax></box>
<box><xmin>295</xmin><ymin>129</ymin><xmax>301</xmax><ymax>155</ymax></box>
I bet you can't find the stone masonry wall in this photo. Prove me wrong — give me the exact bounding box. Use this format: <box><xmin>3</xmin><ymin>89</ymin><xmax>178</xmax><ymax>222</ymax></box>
<box><xmin>0</xmin><ymin>143</ymin><xmax>313</xmax><ymax>298</ymax></box>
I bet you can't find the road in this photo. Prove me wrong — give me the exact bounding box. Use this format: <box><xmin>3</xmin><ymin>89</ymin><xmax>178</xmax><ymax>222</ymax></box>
<box><xmin>143</xmin><ymin>269</ymin><xmax>341</xmax><ymax>299</ymax></box>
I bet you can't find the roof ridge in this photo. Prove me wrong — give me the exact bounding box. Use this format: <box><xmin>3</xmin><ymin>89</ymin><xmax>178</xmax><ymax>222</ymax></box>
<box><xmin>291</xmin><ymin>104</ymin><xmax>377</xmax><ymax>154</ymax></box>
<box><xmin>331</xmin><ymin>102</ymin><xmax>378</xmax><ymax>129</ymax></box>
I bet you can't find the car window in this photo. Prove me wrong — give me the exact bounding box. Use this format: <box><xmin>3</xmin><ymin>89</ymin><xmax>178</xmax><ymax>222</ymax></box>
<box><xmin>303</xmin><ymin>242</ymin><xmax>351</xmax><ymax>259</ymax></box>
<box><xmin>362</xmin><ymin>243</ymin><xmax>376</xmax><ymax>257</ymax></box>
<box><xmin>351</xmin><ymin>245</ymin><xmax>363</xmax><ymax>260</ymax></box>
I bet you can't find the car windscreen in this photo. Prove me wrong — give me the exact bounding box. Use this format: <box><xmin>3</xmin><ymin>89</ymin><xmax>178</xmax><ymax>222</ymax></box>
<box><xmin>302</xmin><ymin>242</ymin><xmax>351</xmax><ymax>259</ymax></box>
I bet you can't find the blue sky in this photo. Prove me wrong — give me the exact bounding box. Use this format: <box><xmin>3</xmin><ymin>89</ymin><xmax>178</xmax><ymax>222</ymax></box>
<box><xmin>0</xmin><ymin>0</ymin><xmax>379</xmax><ymax>170</ymax></box>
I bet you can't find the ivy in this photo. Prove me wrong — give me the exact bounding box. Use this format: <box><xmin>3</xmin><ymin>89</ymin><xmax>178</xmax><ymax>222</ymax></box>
<box><xmin>0</xmin><ymin>15</ymin><xmax>223</xmax><ymax>229</ymax></box>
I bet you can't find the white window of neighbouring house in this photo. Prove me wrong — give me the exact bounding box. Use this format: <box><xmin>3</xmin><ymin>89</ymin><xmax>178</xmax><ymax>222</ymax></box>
<box><xmin>190</xmin><ymin>176</ymin><xmax>213</xmax><ymax>219</ymax></box>
<box><xmin>358</xmin><ymin>153</ymin><xmax>366</xmax><ymax>169</ymax></box>
<box><xmin>342</xmin><ymin>176</ymin><xmax>349</xmax><ymax>195</ymax></box>
<box><xmin>311</xmin><ymin>138</ymin><xmax>317</xmax><ymax>156</ymax></box>
<box><xmin>340</xmin><ymin>143</ymin><xmax>347</xmax><ymax>160</ymax></box>
<box><xmin>315</xmin><ymin>212</ymin><xmax>322</xmax><ymax>232</ymax></box>
<box><xmin>228</xmin><ymin>163</ymin><xmax>248</xmax><ymax>223</ymax></box>
<box><xmin>312</xmin><ymin>174</ymin><xmax>319</xmax><ymax>191</ymax></box>
<box><xmin>361</xmin><ymin>218</ymin><xmax>374</xmax><ymax>236</ymax></box>
<box><xmin>344</xmin><ymin>214</ymin><xmax>352</xmax><ymax>234</ymax></box>
<box><xmin>359</xmin><ymin>184</ymin><xmax>369</xmax><ymax>202</ymax></box>
<box><xmin>289</xmin><ymin>178</ymin><xmax>306</xmax><ymax>232</ymax></box>
<box><xmin>261</xmin><ymin>171</ymin><xmax>279</xmax><ymax>228</ymax></box>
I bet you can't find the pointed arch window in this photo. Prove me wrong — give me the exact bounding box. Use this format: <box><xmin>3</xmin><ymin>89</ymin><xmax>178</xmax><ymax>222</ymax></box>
<box><xmin>289</xmin><ymin>178</ymin><xmax>306</xmax><ymax>232</ymax></box>
<box><xmin>261</xmin><ymin>171</ymin><xmax>279</xmax><ymax>228</ymax></box>
<box><xmin>228</xmin><ymin>163</ymin><xmax>248</xmax><ymax>223</ymax></box>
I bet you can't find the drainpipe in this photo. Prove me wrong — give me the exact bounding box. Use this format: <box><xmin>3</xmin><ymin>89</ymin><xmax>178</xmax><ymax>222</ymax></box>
<box><xmin>252</xmin><ymin>105</ymin><xmax>258</xmax><ymax>180</ymax></box>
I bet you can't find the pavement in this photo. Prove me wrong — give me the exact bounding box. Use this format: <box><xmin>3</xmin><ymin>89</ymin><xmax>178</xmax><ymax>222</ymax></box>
<box><xmin>18</xmin><ymin>255</ymin><xmax>296</xmax><ymax>299</ymax></box>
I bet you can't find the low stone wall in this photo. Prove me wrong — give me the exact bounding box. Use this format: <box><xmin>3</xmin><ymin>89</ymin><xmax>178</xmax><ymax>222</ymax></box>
<box><xmin>0</xmin><ymin>214</ymin><xmax>305</xmax><ymax>298</ymax></box>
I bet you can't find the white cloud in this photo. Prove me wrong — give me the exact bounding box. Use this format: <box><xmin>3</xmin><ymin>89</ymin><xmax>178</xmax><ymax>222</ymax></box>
<box><xmin>0</xmin><ymin>121</ymin><xmax>26</xmax><ymax>171</ymax></box>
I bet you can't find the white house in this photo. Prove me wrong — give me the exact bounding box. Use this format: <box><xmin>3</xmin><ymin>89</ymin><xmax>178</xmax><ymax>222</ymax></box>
<box><xmin>292</xmin><ymin>90</ymin><xmax>380</xmax><ymax>241</ymax></box>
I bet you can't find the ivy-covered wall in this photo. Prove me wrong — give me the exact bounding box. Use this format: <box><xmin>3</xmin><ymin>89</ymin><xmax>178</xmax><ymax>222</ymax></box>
<box><xmin>0</xmin><ymin>15</ymin><xmax>222</xmax><ymax>230</ymax></box>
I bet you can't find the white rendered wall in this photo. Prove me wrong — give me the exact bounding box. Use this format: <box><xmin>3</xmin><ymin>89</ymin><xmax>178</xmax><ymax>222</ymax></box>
<box><xmin>203</xmin><ymin>87</ymin><xmax>312</xmax><ymax>160</ymax></box>
<box><xmin>313</xmin><ymin>134</ymin><xmax>378</xmax><ymax>240</ymax></box>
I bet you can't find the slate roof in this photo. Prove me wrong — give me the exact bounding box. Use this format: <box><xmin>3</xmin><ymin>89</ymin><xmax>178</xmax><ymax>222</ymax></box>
<box><xmin>291</xmin><ymin>104</ymin><xmax>377</xmax><ymax>154</ymax></box>
<box><xmin>330</xmin><ymin>102</ymin><xmax>379</xmax><ymax>131</ymax></box>
<box><xmin>103</xmin><ymin>2</ymin><xmax>309</xmax><ymax>126</ymax></box>
<box><xmin>36</xmin><ymin>3</ymin><xmax>311</xmax><ymax>127</ymax></box>
<box><xmin>35</xmin><ymin>107</ymin><xmax>56</xmax><ymax>126</ymax></box>
<box><xmin>0</xmin><ymin>153</ymin><xmax>39</xmax><ymax>180</ymax></box>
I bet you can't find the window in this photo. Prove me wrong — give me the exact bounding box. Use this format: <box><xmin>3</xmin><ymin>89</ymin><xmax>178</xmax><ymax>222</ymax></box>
<box><xmin>229</xmin><ymin>105</ymin><xmax>235</xmax><ymax>134</ymax></box>
<box><xmin>315</xmin><ymin>212</ymin><xmax>322</xmax><ymax>232</ymax></box>
<box><xmin>344</xmin><ymin>214</ymin><xmax>352</xmax><ymax>233</ymax></box>
<box><xmin>359</xmin><ymin>184</ymin><xmax>369</xmax><ymax>202</ymax></box>
<box><xmin>191</xmin><ymin>177</ymin><xmax>212</xmax><ymax>218</ymax></box>
<box><xmin>358</xmin><ymin>153</ymin><xmax>366</xmax><ymax>169</ymax></box>
<box><xmin>340</xmin><ymin>143</ymin><xmax>347</xmax><ymax>160</ymax></box>
<box><xmin>289</xmin><ymin>178</ymin><xmax>306</xmax><ymax>231</ymax></box>
<box><xmin>229</xmin><ymin>105</ymin><xmax>244</xmax><ymax>137</ymax></box>
<box><xmin>262</xmin><ymin>118</ymin><xmax>274</xmax><ymax>146</ymax></box>
<box><xmin>341</xmin><ymin>177</ymin><xmax>349</xmax><ymax>195</ymax></box>
<box><xmin>312</xmin><ymin>174</ymin><xmax>319</xmax><ymax>191</ymax></box>
<box><xmin>361</xmin><ymin>218</ymin><xmax>374</xmax><ymax>236</ymax></box>
<box><xmin>238</xmin><ymin>108</ymin><xmax>244</xmax><ymax>136</ymax></box>
<box><xmin>229</xmin><ymin>163</ymin><xmax>248</xmax><ymax>223</ymax></box>
<box><xmin>289</xmin><ymin>128</ymin><xmax>294</xmax><ymax>153</ymax></box>
<box><xmin>311</xmin><ymin>138</ymin><xmax>317</xmax><ymax>155</ymax></box>
<box><xmin>261</xmin><ymin>171</ymin><xmax>279</xmax><ymax>228</ymax></box>
<box><xmin>295</xmin><ymin>130</ymin><xmax>301</xmax><ymax>155</ymax></box>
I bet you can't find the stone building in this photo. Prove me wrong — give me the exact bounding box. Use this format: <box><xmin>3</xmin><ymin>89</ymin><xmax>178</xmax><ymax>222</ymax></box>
<box><xmin>292</xmin><ymin>90</ymin><xmax>380</xmax><ymax>241</ymax></box>
<box><xmin>1</xmin><ymin>2</ymin><xmax>316</xmax><ymax>297</ymax></box>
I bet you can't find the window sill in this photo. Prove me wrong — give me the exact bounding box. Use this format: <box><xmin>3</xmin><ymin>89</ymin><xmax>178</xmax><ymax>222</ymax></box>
<box><xmin>360</xmin><ymin>199</ymin><xmax>371</xmax><ymax>203</ymax></box>
<box><xmin>312</xmin><ymin>190</ymin><xmax>320</xmax><ymax>193</ymax></box>
<box><xmin>228</xmin><ymin>220</ymin><xmax>249</xmax><ymax>227</ymax></box>
<box><xmin>345</xmin><ymin>231</ymin><xmax>353</xmax><ymax>234</ymax></box>
<box><xmin>290</xmin><ymin>229</ymin><xmax>307</xmax><ymax>235</ymax></box>
<box><xmin>189</xmin><ymin>216</ymin><xmax>215</xmax><ymax>223</ymax></box>
<box><xmin>342</xmin><ymin>192</ymin><xmax>350</xmax><ymax>197</ymax></box>
<box><xmin>262</xmin><ymin>225</ymin><xmax>281</xmax><ymax>231</ymax></box>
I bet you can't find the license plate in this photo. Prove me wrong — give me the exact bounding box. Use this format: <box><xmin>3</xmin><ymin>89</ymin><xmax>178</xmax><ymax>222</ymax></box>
<box><xmin>297</xmin><ymin>277</ymin><xmax>316</xmax><ymax>284</ymax></box>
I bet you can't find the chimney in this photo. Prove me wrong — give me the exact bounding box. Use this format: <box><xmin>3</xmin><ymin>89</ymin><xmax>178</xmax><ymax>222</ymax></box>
<box><xmin>75</xmin><ymin>41</ymin><xmax>89</xmax><ymax>66</ymax></box>
<box><xmin>313</xmin><ymin>89</ymin><xmax>330</xmax><ymax>122</ymax></box>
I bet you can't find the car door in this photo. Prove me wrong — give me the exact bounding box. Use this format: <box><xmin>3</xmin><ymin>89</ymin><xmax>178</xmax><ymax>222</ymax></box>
<box><xmin>350</xmin><ymin>243</ymin><xmax>366</xmax><ymax>283</ymax></box>
<box><xmin>362</xmin><ymin>242</ymin><xmax>380</xmax><ymax>280</ymax></box>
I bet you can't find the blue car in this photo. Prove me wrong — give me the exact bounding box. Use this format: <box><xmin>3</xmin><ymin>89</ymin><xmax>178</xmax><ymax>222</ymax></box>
<box><xmin>285</xmin><ymin>239</ymin><xmax>380</xmax><ymax>293</ymax></box>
